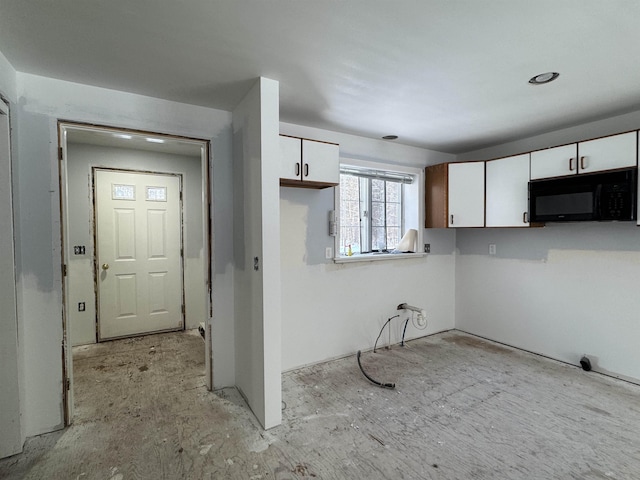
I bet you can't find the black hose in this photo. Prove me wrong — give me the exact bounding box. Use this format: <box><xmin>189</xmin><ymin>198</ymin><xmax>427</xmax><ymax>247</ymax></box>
<box><xmin>356</xmin><ymin>350</ymin><xmax>395</xmax><ymax>389</ymax></box>
<box><xmin>400</xmin><ymin>317</ymin><xmax>410</xmax><ymax>346</ymax></box>
<box><xmin>373</xmin><ymin>314</ymin><xmax>400</xmax><ymax>353</ymax></box>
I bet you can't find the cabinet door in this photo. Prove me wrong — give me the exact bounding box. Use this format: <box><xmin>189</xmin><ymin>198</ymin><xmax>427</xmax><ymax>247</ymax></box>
<box><xmin>530</xmin><ymin>144</ymin><xmax>577</xmax><ymax>179</ymax></box>
<box><xmin>280</xmin><ymin>136</ymin><xmax>302</xmax><ymax>181</ymax></box>
<box><xmin>577</xmin><ymin>131</ymin><xmax>637</xmax><ymax>174</ymax></box>
<box><xmin>302</xmin><ymin>139</ymin><xmax>339</xmax><ymax>185</ymax></box>
<box><xmin>448</xmin><ymin>162</ymin><xmax>485</xmax><ymax>227</ymax></box>
<box><xmin>486</xmin><ymin>154</ymin><xmax>530</xmax><ymax>227</ymax></box>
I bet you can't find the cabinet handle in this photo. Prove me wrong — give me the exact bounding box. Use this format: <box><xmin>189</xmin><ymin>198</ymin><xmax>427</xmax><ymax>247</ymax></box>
<box><xmin>304</xmin><ymin>163</ymin><xmax>309</xmax><ymax>177</ymax></box>
<box><xmin>523</xmin><ymin>212</ymin><xmax>528</xmax><ymax>223</ymax></box>
<box><xmin>580</xmin><ymin>156</ymin><xmax>586</xmax><ymax>170</ymax></box>
<box><xmin>569</xmin><ymin>157</ymin><xmax>575</xmax><ymax>171</ymax></box>
<box><xmin>295</xmin><ymin>162</ymin><xmax>300</xmax><ymax>177</ymax></box>
<box><xmin>450</xmin><ymin>214</ymin><xmax>454</xmax><ymax>225</ymax></box>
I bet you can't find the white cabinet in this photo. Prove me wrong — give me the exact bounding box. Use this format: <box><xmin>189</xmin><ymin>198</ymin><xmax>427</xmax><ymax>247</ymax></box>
<box><xmin>531</xmin><ymin>132</ymin><xmax>637</xmax><ymax>179</ymax></box>
<box><xmin>448</xmin><ymin>162</ymin><xmax>485</xmax><ymax>227</ymax></box>
<box><xmin>302</xmin><ymin>139</ymin><xmax>340</xmax><ymax>184</ymax></box>
<box><xmin>530</xmin><ymin>144</ymin><xmax>577</xmax><ymax>179</ymax></box>
<box><xmin>486</xmin><ymin>154</ymin><xmax>530</xmax><ymax>227</ymax></box>
<box><xmin>577</xmin><ymin>131</ymin><xmax>636</xmax><ymax>174</ymax></box>
<box><xmin>280</xmin><ymin>135</ymin><xmax>302</xmax><ymax>182</ymax></box>
<box><xmin>280</xmin><ymin>135</ymin><xmax>339</xmax><ymax>188</ymax></box>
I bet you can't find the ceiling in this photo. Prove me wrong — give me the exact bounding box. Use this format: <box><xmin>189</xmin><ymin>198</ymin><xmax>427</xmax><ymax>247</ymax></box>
<box><xmin>1</xmin><ymin>1</ymin><xmax>640</xmax><ymax>154</ymax></box>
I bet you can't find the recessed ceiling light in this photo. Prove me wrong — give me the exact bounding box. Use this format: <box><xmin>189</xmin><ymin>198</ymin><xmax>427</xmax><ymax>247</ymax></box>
<box><xmin>382</xmin><ymin>135</ymin><xmax>398</xmax><ymax>140</ymax></box>
<box><xmin>529</xmin><ymin>72</ymin><xmax>560</xmax><ymax>85</ymax></box>
<box><xmin>146</xmin><ymin>137</ymin><xmax>165</xmax><ymax>144</ymax></box>
<box><xmin>113</xmin><ymin>133</ymin><xmax>132</xmax><ymax>139</ymax></box>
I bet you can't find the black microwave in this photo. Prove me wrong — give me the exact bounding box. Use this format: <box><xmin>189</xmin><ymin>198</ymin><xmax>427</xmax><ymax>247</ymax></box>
<box><xmin>528</xmin><ymin>167</ymin><xmax>637</xmax><ymax>222</ymax></box>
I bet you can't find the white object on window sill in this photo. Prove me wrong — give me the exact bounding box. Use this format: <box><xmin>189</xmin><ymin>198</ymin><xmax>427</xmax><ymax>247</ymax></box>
<box><xmin>333</xmin><ymin>252</ymin><xmax>427</xmax><ymax>264</ymax></box>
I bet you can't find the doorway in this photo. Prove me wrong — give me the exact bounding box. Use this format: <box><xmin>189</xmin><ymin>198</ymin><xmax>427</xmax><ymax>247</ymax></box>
<box><xmin>58</xmin><ymin>122</ymin><xmax>212</xmax><ymax>425</ymax></box>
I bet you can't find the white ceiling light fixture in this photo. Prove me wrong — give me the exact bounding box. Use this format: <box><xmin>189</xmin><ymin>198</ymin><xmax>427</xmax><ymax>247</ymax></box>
<box><xmin>146</xmin><ymin>137</ymin><xmax>165</xmax><ymax>143</ymax></box>
<box><xmin>113</xmin><ymin>133</ymin><xmax>132</xmax><ymax>139</ymax></box>
<box><xmin>529</xmin><ymin>72</ymin><xmax>560</xmax><ymax>85</ymax></box>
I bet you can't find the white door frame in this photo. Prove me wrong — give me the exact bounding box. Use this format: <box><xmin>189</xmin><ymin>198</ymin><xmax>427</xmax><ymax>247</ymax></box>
<box><xmin>58</xmin><ymin>121</ymin><xmax>213</xmax><ymax>425</ymax></box>
<box><xmin>0</xmin><ymin>97</ymin><xmax>23</xmax><ymax>458</ymax></box>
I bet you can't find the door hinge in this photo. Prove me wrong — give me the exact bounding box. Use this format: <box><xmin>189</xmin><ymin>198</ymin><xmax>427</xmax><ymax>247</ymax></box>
<box><xmin>181</xmin><ymin>304</ymin><xmax>185</xmax><ymax>315</ymax></box>
<box><xmin>62</xmin><ymin>264</ymin><xmax>67</xmax><ymax>277</ymax></box>
<box><xmin>65</xmin><ymin>377</ymin><xmax>70</xmax><ymax>391</ymax></box>
<box><xmin>58</xmin><ymin>146</ymin><xmax>63</xmax><ymax>160</ymax></box>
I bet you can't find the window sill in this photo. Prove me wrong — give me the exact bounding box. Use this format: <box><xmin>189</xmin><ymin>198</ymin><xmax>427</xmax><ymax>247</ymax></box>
<box><xmin>333</xmin><ymin>252</ymin><xmax>427</xmax><ymax>264</ymax></box>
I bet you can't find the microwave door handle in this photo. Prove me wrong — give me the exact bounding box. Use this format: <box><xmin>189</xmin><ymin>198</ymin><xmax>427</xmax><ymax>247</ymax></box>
<box><xmin>594</xmin><ymin>184</ymin><xmax>602</xmax><ymax>220</ymax></box>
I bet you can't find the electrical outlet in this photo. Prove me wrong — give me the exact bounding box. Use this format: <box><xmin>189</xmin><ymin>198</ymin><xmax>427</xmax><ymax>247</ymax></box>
<box><xmin>489</xmin><ymin>244</ymin><xmax>496</xmax><ymax>255</ymax></box>
<box><xmin>325</xmin><ymin>247</ymin><xmax>332</xmax><ymax>259</ymax></box>
<box><xmin>424</xmin><ymin>243</ymin><xmax>430</xmax><ymax>253</ymax></box>
<box><xmin>78</xmin><ymin>302</ymin><xmax>85</xmax><ymax>312</ymax></box>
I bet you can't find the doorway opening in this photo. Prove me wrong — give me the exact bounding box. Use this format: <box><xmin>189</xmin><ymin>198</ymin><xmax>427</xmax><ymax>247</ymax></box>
<box><xmin>58</xmin><ymin>122</ymin><xmax>212</xmax><ymax>425</ymax></box>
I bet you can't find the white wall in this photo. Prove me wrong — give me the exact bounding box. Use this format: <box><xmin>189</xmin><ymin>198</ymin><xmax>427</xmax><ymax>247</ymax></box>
<box><xmin>455</xmin><ymin>110</ymin><xmax>640</xmax><ymax>383</ymax></box>
<box><xmin>66</xmin><ymin>143</ymin><xmax>206</xmax><ymax>345</ymax></box>
<box><xmin>15</xmin><ymin>73</ymin><xmax>235</xmax><ymax>436</ymax></box>
<box><xmin>279</xmin><ymin>123</ymin><xmax>457</xmax><ymax>371</ymax></box>
<box><xmin>233</xmin><ymin>78</ymin><xmax>282</xmax><ymax>429</ymax></box>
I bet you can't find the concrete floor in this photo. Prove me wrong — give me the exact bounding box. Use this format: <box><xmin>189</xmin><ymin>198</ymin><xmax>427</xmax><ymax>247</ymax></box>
<box><xmin>1</xmin><ymin>330</ymin><xmax>640</xmax><ymax>479</ymax></box>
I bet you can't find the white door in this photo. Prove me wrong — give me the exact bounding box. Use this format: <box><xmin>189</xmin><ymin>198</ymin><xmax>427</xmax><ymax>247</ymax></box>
<box><xmin>95</xmin><ymin>169</ymin><xmax>184</xmax><ymax>340</ymax></box>
<box><xmin>486</xmin><ymin>154</ymin><xmax>530</xmax><ymax>227</ymax></box>
<box><xmin>448</xmin><ymin>162</ymin><xmax>485</xmax><ymax>227</ymax></box>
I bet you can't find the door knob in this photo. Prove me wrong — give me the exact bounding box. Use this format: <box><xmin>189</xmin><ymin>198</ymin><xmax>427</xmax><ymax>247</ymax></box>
<box><xmin>102</xmin><ymin>263</ymin><xmax>109</xmax><ymax>270</ymax></box>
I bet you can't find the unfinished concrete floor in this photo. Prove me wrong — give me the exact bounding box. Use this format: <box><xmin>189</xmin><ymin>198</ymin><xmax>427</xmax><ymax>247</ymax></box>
<box><xmin>2</xmin><ymin>330</ymin><xmax>640</xmax><ymax>479</ymax></box>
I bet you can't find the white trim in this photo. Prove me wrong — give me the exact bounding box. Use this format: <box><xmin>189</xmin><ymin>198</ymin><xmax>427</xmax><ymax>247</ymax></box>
<box><xmin>334</xmin><ymin>252</ymin><xmax>427</xmax><ymax>264</ymax></box>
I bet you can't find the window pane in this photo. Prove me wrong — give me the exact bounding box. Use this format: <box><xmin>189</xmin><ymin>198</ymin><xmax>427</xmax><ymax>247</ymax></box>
<box><xmin>372</xmin><ymin>227</ymin><xmax>386</xmax><ymax>250</ymax></box>
<box><xmin>341</xmin><ymin>200</ymin><xmax>360</xmax><ymax>225</ymax></box>
<box><xmin>386</xmin><ymin>203</ymin><xmax>401</xmax><ymax>227</ymax></box>
<box><xmin>340</xmin><ymin>174</ymin><xmax>360</xmax><ymax>201</ymax></box>
<box><xmin>371</xmin><ymin>202</ymin><xmax>385</xmax><ymax>227</ymax></box>
<box><xmin>340</xmin><ymin>226</ymin><xmax>361</xmax><ymax>255</ymax></box>
<box><xmin>371</xmin><ymin>179</ymin><xmax>384</xmax><ymax>201</ymax></box>
<box><xmin>387</xmin><ymin>227</ymin><xmax>401</xmax><ymax>250</ymax></box>
<box><xmin>386</xmin><ymin>181</ymin><xmax>401</xmax><ymax>202</ymax></box>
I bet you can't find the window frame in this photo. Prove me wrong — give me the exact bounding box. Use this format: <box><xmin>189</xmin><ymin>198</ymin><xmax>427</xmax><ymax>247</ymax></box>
<box><xmin>334</xmin><ymin>158</ymin><xmax>425</xmax><ymax>263</ymax></box>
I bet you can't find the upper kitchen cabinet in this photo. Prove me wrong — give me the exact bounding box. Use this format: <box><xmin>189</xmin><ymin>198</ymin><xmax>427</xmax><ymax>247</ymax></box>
<box><xmin>486</xmin><ymin>153</ymin><xmax>530</xmax><ymax>227</ymax></box>
<box><xmin>425</xmin><ymin>161</ymin><xmax>485</xmax><ymax>228</ymax></box>
<box><xmin>530</xmin><ymin>144</ymin><xmax>577</xmax><ymax>180</ymax></box>
<box><xmin>280</xmin><ymin>135</ymin><xmax>302</xmax><ymax>182</ymax></box>
<box><xmin>577</xmin><ymin>131</ymin><xmax>637</xmax><ymax>174</ymax></box>
<box><xmin>279</xmin><ymin>135</ymin><xmax>340</xmax><ymax>189</ymax></box>
<box><xmin>425</xmin><ymin>163</ymin><xmax>448</xmax><ymax>228</ymax></box>
<box><xmin>531</xmin><ymin>132</ymin><xmax>637</xmax><ymax>179</ymax></box>
<box><xmin>448</xmin><ymin>162</ymin><xmax>485</xmax><ymax>227</ymax></box>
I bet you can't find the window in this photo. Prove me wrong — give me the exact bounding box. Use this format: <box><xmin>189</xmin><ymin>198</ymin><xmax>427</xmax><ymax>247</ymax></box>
<box><xmin>336</xmin><ymin>162</ymin><xmax>422</xmax><ymax>259</ymax></box>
